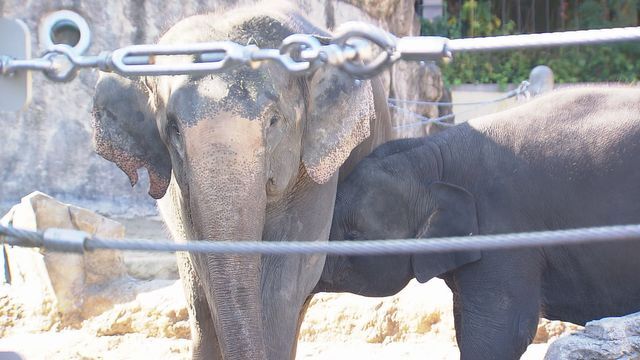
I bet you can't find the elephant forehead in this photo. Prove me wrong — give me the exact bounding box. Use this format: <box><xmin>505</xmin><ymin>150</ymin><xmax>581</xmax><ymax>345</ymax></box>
<box><xmin>182</xmin><ymin>112</ymin><xmax>266</xmax><ymax>163</ymax></box>
<box><xmin>196</xmin><ymin>79</ymin><xmax>230</xmax><ymax>102</ymax></box>
<box><xmin>166</xmin><ymin>72</ymin><xmax>277</xmax><ymax>127</ymax></box>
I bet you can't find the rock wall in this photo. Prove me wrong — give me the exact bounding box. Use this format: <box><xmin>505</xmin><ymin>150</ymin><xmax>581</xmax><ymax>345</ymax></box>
<box><xmin>0</xmin><ymin>0</ymin><xmax>444</xmax><ymax>216</ymax></box>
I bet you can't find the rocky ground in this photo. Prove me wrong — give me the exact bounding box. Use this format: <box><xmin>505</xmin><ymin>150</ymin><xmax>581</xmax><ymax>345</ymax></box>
<box><xmin>0</xmin><ymin>216</ymin><xmax>581</xmax><ymax>359</ymax></box>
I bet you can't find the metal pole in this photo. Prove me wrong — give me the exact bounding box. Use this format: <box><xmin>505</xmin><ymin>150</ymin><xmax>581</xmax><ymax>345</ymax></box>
<box><xmin>517</xmin><ymin>0</ymin><xmax>522</xmax><ymax>32</ymax></box>
<box><xmin>575</xmin><ymin>0</ymin><xmax>580</xmax><ymax>29</ymax></box>
<box><xmin>546</xmin><ymin>0</ymin><xmax>550</xmax><ymax>32</ymax></box>
<box><xmin>444</xmin><ymin>26</ymin><xmax>640</xmax><ymax>52</ymax></box>
<box><xmin>560</xmin><ymin>0</ymin><xmax>565</xmax><ymax>29</ymax></box>
<box><xmin>532</xmin><ymin>0</ymin><xmax>537</xmax><ymax>32</ymax></box>
<box><xmin>502</xmin><ymin>0</ymin><xmax>507</xmax><ymax>30</ymax></box>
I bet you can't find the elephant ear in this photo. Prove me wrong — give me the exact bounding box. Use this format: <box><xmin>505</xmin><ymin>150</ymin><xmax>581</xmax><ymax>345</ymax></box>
<box><xmin>91</xmin><ymin>74</ymin><xmax>171</xmax><ymax>199</ymax></box>
<box><xmin>412</xmin><ymin>182</ymin><xmax>482</xmax><ymax>282</ymax></box>
<box><xmin>302</xmin><ymin>67</ymin><xmax>375</xmax><ymax>184</ymax></box>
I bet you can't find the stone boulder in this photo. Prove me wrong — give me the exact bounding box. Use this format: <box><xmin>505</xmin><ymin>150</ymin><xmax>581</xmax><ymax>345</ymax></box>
<box><xmin>1</xmin><ymin>192</ymin><xmax>127</xmax><ymax>327</ymax></box>
<box><xmin>115</xmin><ymin>217</ymin><xmax>179</xmax><ymax>280</ymax></box>
<box><xmin>1</xmin><ymin>192</ymin><xmax>154</xmax><ymax>330</ymax></box>
<box><xmin>545</xmin><ymin>312</ymin><xmax>640</xmax><ymax>360</ymax></box>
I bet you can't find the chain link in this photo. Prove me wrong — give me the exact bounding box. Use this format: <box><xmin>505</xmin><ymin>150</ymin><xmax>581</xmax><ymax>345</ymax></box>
<box><xmin>331</xmin><ymin>22</ymin><xmax>399</xmax><ymax>79</ymax></box>
<box><xmin>2</xmin><ymin>23</ymin><xmax>640</xmax><ymax>82</ymax></box>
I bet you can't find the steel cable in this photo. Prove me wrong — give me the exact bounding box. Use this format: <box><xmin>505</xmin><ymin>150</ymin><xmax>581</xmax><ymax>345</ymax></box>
<box><xmin>2</xmin><ymin>224</ymin><xmax>640</xmax><ymax>255</ymax></box>
<box><xmin>445</xmin><ymin>26</ymin><xmax>640</xmax><ymax>52</ymax></box>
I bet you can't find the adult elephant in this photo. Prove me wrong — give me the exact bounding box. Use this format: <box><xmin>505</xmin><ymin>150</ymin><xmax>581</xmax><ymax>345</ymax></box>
<box><xmin>91</xmin><ymin>7</ymin><xmax>391</xmax><ymax>360</ymax></box>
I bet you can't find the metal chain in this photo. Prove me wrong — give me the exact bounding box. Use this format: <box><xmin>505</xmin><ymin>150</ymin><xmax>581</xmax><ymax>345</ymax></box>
<box><xmin>2</xmin><ymin>24</ymin><xmax>640</xmax><ymax>81</ymax></box>
<box><xmin>2</xmin><ymin>223</ymin><xmax>640</xmax><ymax>255</ymax></box>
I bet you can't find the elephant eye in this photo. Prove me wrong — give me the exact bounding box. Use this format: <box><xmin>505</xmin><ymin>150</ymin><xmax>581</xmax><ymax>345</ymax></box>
<box><xmin>269</xmin><ymin>115</ymin><xmax>279</xmax><ymax>127</ymax></box>
<box><xmin>171</xmin><ymin>122</ymin><xmax>181</xmax><ymax>136</ymax></box>
<box><xmin>345</xmin><ymin>230</ymin><xmax>362</xmax><ymax>241</ymax></box>
<box><xmin>167</xmin><ymin>115</ymin><xmax>181</xmax><ymax>136</ymax></box>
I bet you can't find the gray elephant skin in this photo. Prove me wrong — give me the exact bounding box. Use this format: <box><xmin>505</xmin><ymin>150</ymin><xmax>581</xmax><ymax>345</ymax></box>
<box><xmin>315</xmin><ymin>86</ymin><xmax>640</xmax><ymax>359</ymax></box>
<box><xmin>91</xmin><ymin>6</ymin><xmax>392</xmax><ymax>360</ymax></box>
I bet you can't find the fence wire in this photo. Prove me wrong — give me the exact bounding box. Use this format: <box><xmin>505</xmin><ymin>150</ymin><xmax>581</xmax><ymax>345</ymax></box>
<box><xmin>389</xmin><ymin>80</ymin><xmax>530</xmax><ymax>129</ymax></box>
<box><xmin>2</xmin><ymin>223</ymin><xmax>640</xmax><ymax>256</ymax></box>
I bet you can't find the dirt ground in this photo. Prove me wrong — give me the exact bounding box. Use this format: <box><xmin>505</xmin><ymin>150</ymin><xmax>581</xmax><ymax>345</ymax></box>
<box><xmin>0</xmin><ymin>217</ymin><xmax>580</xmax><ymax>359</ymax></box>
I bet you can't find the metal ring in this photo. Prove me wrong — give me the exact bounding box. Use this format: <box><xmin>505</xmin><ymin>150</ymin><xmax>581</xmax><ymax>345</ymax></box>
<box><xmin>280</xmin><ymin>34</ymin><xmax>322</xmax><ymax>61</ymax></box>
<box><xmin>333</xmin><ymin>22</ymin><xmax>397</xmax><ymax>52</ymax></box>
<box><xmin>332</xmin><ymin>22</ymin><xmax>398</xmax><ymax>79</ymax></box>
<box><xmin>42</xmin><ymin>45</ymin><xmax>79</xmax><ymax>82</ymax></box>
<box><xmin>39</xmin><ymin>10</ymin><xmax>91</xmax><ymax>55</ymax></box>
<box><xmin>337</xmin><ymin>48</ymin><xmax>393</xmax><ymax>79</ymax></box>
<box><xmin>278</xmin><ymin>34</ymin><xmax>323</xmax><ymax>74</ymax></box>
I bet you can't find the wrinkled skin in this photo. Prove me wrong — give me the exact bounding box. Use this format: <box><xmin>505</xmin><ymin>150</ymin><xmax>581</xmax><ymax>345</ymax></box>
<box><xmin>316</xmin><ymin>86</ymin><xmax>640</xmax><ymax>359</ymax></box>
<box><xmin>91</xmin><ymin>7</ymin><xmax>391</xmax><ymax>360</ymax></box>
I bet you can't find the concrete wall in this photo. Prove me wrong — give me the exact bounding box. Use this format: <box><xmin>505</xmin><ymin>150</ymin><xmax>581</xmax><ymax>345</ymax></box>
<box><xmin>0</xmin><ymin>0</ymin><xmax>444</xmax><ymax>216</ymax></box>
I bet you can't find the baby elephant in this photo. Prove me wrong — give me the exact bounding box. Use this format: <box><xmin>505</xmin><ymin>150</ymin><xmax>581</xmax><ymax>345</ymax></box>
<box><xmin>314</xmin><ymin>86</ymin><xmax>640</xmax><ymax>359</ymax></box>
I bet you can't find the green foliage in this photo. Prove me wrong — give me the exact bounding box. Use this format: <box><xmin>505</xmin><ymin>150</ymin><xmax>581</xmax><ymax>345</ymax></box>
<box><xmin>438</xmin><ymin>45</ymin><xmax>640</xmax><ymax>87</ymax></box>
<box><xmin>421</xmin><ymin>0</ymin><xmax>640</xmax><ymax>85</ymax></box>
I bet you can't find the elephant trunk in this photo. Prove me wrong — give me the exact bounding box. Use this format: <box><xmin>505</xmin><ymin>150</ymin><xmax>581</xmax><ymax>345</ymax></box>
<box><xmin>204</xmin><ymin>252</ymin><xmax>264</xmax><ymax>359</ymax></box>
<box><xmin>185</xmin><ymin>119</ymin><xmax>268</xmax><ymax>359</ymax></box>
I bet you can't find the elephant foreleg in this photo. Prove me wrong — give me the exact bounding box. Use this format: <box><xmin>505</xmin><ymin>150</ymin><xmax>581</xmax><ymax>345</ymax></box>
<box><xmin>291</xmin><ymin>295</ymin><xmax>314</xmax><ymax>359</ymax></box>
<box><xmin>261</xmin><ymin>254</ymin><xmax>325</xmax><ymax>360</ymax></box>
<box><xmin>443</xmin><ymin>275</ymin><xmax>463</xmax><ymax>347</ymax></box>
<box><xmin>176</xmin><ymin>252</ymin><xmax>222</xmax><ymax>360</ymax></box>
<box><xmin>454</xmin><ymin>252</ymin><xmax>542</xmax><ymax>360</ymax></box>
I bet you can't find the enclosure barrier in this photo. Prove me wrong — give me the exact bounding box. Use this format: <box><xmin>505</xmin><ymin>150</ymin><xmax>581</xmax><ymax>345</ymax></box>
<box><xmin>389</xmin><ymin>81</ymin><xmax>531</xmax><ymax>107</ymax></box>
<box><xmin>389</xmin><ymin>79</ymin><xmax>532</xmax><ymax>128</ymax></box>
<box><xmin>1</xmin><ymin>20</ymin><xmax>640</xmax><ymax>83</ymax></box>
<box><xmin>2</xmin><ymin>17</ymin><xmax>640</xmax><ymax>254</ymax></box>
<box><xmin>2</xmin><ymin>223</ymin><xmax>640</xmax><ymax>255</ymax></box>
<box><xmin>2</xmin><ymin>15</ymin><xmax>639</xmax><ymax>111</ymax></box>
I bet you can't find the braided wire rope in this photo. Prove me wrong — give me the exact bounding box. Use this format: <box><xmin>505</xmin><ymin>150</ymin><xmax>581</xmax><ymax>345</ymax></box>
<box><xmin>2</xmin><ymin>224</ymin><xmax>640</xmax><ymax>255</ymax></box>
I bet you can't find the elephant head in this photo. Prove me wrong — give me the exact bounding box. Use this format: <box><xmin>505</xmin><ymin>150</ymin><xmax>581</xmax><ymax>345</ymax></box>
<box><xmin>316</xmin><ymin>145</ymin><xmax>481</xmax><ymax>296</ymax></box>
<box><xmin>92</xmin><ymin>9</ymin><xmax>382</xmax><ymax>360</ymax></box>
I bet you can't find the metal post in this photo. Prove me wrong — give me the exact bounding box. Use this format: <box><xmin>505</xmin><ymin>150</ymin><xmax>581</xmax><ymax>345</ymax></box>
<box><xmin>517</xmin><ymin>0</ymin><xmax>522</xmax><ymax>32</ymax></box>
<box><xmin>532</xmin><ymin>0</ymin><xmax>536</xmax><ymax>33</ymax></box>
<box><xmin>546</xmin><ymin>0</ymin><xmax>550</xmax><ymax>32</ymax></box>
<box><xmin>502</xmin><ymin>0</ymin><xmax>507</xmax><ymax>30</ymax></box>
<box><xmin>575</xmin><ymin>0</ymin><xmax>580</xmax><ymax>29</ymax></box>
<box><xmin>560</xmin><ymin>0</ymin><xmax>566</xmax><ymax>29</ymax></box>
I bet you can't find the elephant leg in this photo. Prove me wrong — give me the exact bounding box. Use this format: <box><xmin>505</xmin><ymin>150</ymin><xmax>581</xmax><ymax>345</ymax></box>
<box><xmin>290</xmin><ymin>295</ymin><xmax>314</xmax><ymax>359</ymax></box>
<box><xmin>176</xmin><ymin>252</ymin><xmax>222</xmax><ymax>360</ymax></box>
<box><xmin>454</xmin><ymin>252</ymin><xmax>542</xmax><ymax>360</ymax></box>
<box><xmin>443</xmin><ymin>275</ymin><xmax>463</xmax><ymax>347</ymax></box>
<box><xmin>261</xmin><ymin>254</ymin><xmax>325</xmax><ymax>360</ymax></box>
